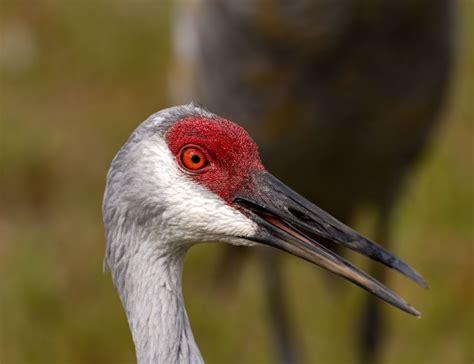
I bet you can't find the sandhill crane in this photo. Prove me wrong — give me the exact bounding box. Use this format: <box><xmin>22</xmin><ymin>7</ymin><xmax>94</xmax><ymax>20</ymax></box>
<box><xmin>103</xmin><ymin>103</ymin><xmax>426</xmax><ymax>364</ymax></box>
<box><xmin>172</xmin><ymin>1</ymin><xmax>452</xmax><ymax>362</ymax></box>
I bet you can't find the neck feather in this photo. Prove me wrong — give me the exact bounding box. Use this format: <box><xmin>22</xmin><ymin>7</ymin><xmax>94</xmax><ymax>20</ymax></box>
<box><xmin>110</xmin><ymin>236</ymin><xmax>203</xmax><ymax>364</ymax></box>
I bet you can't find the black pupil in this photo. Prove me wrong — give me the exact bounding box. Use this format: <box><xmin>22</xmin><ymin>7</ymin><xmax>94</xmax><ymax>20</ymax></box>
<box><xmin>191</xmin><ymin>154</ymin><xmax>201</xmax><ymax>164</ymax></box>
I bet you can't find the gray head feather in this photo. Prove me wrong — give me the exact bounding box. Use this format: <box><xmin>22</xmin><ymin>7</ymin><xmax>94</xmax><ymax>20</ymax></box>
<box><xmin>102</xmin><ymin>102</ymin><xmax>216</xmax><ymax>272</ymax></box>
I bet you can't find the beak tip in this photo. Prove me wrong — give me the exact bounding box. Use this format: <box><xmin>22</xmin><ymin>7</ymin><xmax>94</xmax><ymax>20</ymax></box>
<box><xmin>415</xmin><ymin>275</ymin><xmax>429</xmax><ymax>290</ymax></box>
<box><xmin>403</xmin><ymin>267</ymin><xmax>428</xmax><ymax>289</ymax></box>
<box><xmin>408</xmin><ymin>305</ymin><xmax>422</xmax><ymax>318</ymax></box>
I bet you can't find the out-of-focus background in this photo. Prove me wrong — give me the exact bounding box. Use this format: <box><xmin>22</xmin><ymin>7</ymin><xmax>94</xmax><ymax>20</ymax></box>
<box><xmin>1</xmin><ymin>1</ymin><xmax>472</xmax><ymax>363</ymax></box>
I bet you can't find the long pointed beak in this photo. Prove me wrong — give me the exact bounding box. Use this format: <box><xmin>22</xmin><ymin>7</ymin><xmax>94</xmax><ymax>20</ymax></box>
<box><xmin>234</xmin><ymin>170</ymin><xmax>427</xmax><ymax>317</ymax></box>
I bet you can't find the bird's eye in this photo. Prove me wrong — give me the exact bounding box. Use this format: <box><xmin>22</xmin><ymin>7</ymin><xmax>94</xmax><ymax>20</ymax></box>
<box><xmin>180</xmin><ymin>146</ymin><xmax>208</xmax><ymax>171</ymax></box>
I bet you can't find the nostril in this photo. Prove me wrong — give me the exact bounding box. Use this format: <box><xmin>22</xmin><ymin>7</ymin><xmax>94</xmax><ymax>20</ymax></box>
<box><xmin>288</xmin><ymin>207</ymin><xmax>326</xmax><ymax>232</ymax></box>
<box><xmin>288</xmin><ymin>207</ymin><xmax>312</xmax><ymax>222</ymax></box>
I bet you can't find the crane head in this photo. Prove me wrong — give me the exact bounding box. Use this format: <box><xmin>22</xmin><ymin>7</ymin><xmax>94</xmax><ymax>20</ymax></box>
<box><xmin>103</xmin><ymin>103</ymin><xmax>426</xmax><ymax>316</ymax></box>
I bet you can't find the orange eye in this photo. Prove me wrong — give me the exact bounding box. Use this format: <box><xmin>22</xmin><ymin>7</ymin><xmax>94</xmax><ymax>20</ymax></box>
<box><xmin>180</xmin><ymin>147</ymin><xmax>208</xmax><ymax>171</ymax></box>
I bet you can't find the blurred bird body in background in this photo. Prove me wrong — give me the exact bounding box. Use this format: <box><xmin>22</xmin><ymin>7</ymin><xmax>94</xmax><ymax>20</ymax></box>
<box><xmin>172</xmin><ymin>0</ymin><xmax>453</xmax><ymax>363</ymax></box>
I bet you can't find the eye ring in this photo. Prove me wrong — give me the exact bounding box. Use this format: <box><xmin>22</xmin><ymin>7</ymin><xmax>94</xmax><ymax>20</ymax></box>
<box><xmin>179</xmin><ymin>146</ymin><xmax>209</xmax><ymax>171</ymax></box>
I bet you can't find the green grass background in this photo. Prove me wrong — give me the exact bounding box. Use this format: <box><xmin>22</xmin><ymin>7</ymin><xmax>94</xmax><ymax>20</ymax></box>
<box><xmin>1</xmin><ymin>1</ymin><xmax>472</xmax><ymax>363</ymax></box>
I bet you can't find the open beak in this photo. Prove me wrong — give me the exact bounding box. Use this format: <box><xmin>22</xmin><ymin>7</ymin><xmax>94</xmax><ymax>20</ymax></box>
<box><xmin>234</xmin><ymin>170</ymin><xmax>427</xmax><ymax>316</ymax></box>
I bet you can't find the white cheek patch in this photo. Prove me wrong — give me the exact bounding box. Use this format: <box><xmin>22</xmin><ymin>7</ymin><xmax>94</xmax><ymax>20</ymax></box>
<box><xmin>131</xmin><ymin>137</ymin><xmax>258</xmax><ymax>246</ymax></box>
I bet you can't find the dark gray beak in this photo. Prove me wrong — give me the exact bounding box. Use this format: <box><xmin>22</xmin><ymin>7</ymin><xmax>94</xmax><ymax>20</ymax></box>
<box><xmin>234</xmin><ymin>170</ymin><xmax>427</xmax><ymax>317</ymax></box>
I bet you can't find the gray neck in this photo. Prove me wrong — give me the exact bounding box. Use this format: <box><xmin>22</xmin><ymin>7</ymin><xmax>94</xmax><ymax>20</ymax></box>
<box><xmin>110</xmin><ymin>239</ymin><xmax>203</xmax><ymax>364</ymax></box>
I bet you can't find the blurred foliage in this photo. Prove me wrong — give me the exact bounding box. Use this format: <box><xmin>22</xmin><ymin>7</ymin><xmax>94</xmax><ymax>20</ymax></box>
<box><xmin>0</xmin><ymin>0</ymin><xmax>472</xmax><ymax>363</ymax></box>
